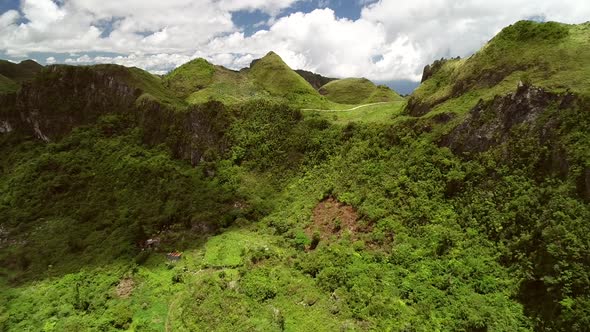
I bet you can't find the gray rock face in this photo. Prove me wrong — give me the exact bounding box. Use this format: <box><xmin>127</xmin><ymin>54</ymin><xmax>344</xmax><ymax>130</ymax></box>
<box><xmin>405</xmin><ymin>96</ymin><xmax>432</xmax><ymax>117</ymax></box>
<box><xmin>137</xmin><ymin>99</ymin><xmax>230</xmax><ymax>167</ymax></box>
<box><xmin>441</xmin><ymin>84</ymin><xmax>575</xmax><ymax>154</ymax></box>
<box><xmin>15</xmin><ymin>65</ymin><xmax>141</xmax><ymax>142</ymax></box>
<box><xmin>421</xmin><ymin>58</ymin><xmax>446</xmax><ymax>83</ymax></box>
<box><xmin>0</xmin><ymin>120</ymin><xmax>12</xmax><ymax>133</ymax></box>
<box><xmin>0</xmin><ymin>64</ymin><xmax>230</xmax><ymax>167</ymax></box>
<box><xmin>295</xmin><ymin>69</ymin><xmax>336</xmax><ymax>90</ymax></box>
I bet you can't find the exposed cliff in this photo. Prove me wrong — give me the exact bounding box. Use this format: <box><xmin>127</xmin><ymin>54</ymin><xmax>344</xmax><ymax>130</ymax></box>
<box><xmin>0</xmin><ymin>65</ymin><xmax>144</xmax><ymax>141</ymax></box>
<box><xmin>440</xmin><ymin>84</ymin><xmax>575</xmax><ymax>154</ymax></box>
<box><xmin>295</xmin><ymin>69</ymin><xmax>336</xmax><ymax>90</ymax></box>
<box><xmin>0</xmin><ymin>64</ymin><xmax>230</xmax><ymax>167</ymax></box>
<box><xmin>440</xmin><ymin>83</ymin><xmax>590</xmax><ymax>202</ymax></box>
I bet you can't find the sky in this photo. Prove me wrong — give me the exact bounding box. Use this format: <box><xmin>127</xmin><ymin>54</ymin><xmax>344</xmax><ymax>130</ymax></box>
<box><xmin>1</xmin><ymin>0</ymin><xmax>589</xmax><ymax>94</ymax></box>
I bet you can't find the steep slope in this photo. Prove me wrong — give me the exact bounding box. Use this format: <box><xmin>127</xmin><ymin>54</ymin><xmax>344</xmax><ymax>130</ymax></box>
<box><xmin>0</xmin><ymin>59</ymin><xmax>43</xmax><ymax>84</ymax></box>
<box><xmin>188</xmin><ymin>67</ymin><xmax>262</xmax><ymax>105</ymax></box>
<box><xmin>162</xmin><ymin>57</ymin><xmax>261</xmax><ymax>104</ymax></box>
<box><xmin>0</xmin><ymin>64</ymin><xmax>183</xmax><ymax>142</ymax></box>
<box><xmin>407</xmin><ymin>20</ymin><xmax>590</xmax><ymax>116</ymax></box>
<box><xmin>163</xmin><ymin>58</ymin><xmax>216</xmax><ymax>97</ymax></box>
<box><xmin>397</xmin><ymin>21</ymin><xmax>590</xmax><ymax>330</ymax></box>
<box><xmin>248</xmin><ymin>52</ymin><xmax>317</xmax><ymax>96</ymax></box>
<box><xmin>246</xmin><ymin>51</ymin><xmax>329</xmax><ymax>107</ymax></box>
<box><xmin>319</xmin><ymin>77</ymin><xmax>403</xmax><ymax>104</ymax></box>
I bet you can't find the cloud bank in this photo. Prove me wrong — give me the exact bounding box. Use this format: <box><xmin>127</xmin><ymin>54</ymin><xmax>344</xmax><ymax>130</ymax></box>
<box><xmin>1</xmin><ymin>0</ymin><xmax>589</xmax><ymax>81</ymax></box>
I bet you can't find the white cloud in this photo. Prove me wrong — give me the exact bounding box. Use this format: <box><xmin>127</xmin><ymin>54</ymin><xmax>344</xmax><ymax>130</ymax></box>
<box><xmin>204</xmin><ymin>9</ymin><xmax>395</xmax><ymax>78</ymax></box>
<box><xmin>219</xmin><ymin>0</ymin><xmax>302</xmax><ymax>15</ymax></box>
<box><xmin>0</xmin><ymin>0</ymin><xmax>299</xmax><ymax>57</ymax></box>
<box><xmin>0</xmin><ymin>10</ymin><xmax>20</xmax><ymax>28</ymax></box>
<box><xmin>1</xmin><ymin>0</ymin><xmax>589</xmax><ymax>82</ymax></box>
<box><xmin>65</xmin><ymin>52</ymin><xmax>192</xmax><ymax>73</ymax></box>
<box><xmin>359</xmin><ymin>0</ymin><xmax>590</xmax><ymax>78</ymax></box>
<box><xmin>45</xmin><ymin>56</ymin><xmax>56</xmax><ymax>64</ymax></box>
<box><xmin>22</xmin><ymin>0</ymin><xmax>66</xmax><ymax>29</ymax></box>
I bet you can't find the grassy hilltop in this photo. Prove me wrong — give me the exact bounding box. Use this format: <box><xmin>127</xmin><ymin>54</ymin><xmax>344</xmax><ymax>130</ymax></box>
<box><xmin>0</xmin><ymin>59</ymin><xmax>43</xmax><ymax>93</ymax></box>
<box><xmin>319</xmin><ymin>78</ymin><xmax>403</xmax><ymax>105</ymax></box>
<box><xmin>407</xmin><ymin>20</ymin><xmax>590</xmax><ymax>117</ymax></box>
<box><xmin>164</xmin><ymin>51</ymin><xmax>402</xmax><ymax>110</ymax></box>
<box><xmin>0</xmin><ymin>20</ymin><xmax>590</xmax><ymax>331</ymax></box>
<box><xmin>0</xmin><ymin>59</ymin><xmax>43</xmax><ymax>83</ymax></box>
<box><xmin>0</xmin><ymin>74</ymin><xmax>19</xmax><ymax>94</ymax></box>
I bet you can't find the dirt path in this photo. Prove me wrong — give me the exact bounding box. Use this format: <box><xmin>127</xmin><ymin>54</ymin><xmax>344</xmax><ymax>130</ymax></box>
<box><xmin>165</xmin><ymin>293</ymin><xmax>182</xmax><ymax>332</ymax></box>
<box><xmin>302</xmin><ymin>102</ymin><xmax>389</xmax><ymax>112</ymax></box>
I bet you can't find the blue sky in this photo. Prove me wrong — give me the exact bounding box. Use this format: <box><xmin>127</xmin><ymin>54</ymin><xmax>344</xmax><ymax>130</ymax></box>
<box><xmin>0</xmin><ymin>0</ymin><xmax>18</xmax><ymax>13</ymax></box>
<box><xmin>1</xmin><ymin>0</ymin><xmax>589</xmax><ymax>94</ymax></box>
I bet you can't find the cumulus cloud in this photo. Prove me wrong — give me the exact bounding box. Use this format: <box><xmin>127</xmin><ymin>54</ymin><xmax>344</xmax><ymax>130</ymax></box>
<box><xmin>204</xmin><ymin>9</ymin><xmax>398</xmax><ymax>78</ymax></box>
<box><xmin>360</xmin><ymin>0</ymin><xmax>590</xmax><ymax>78</ymax></box>
<box><xmin>1</xmin><ymin>0</ymin><xmax>589</xmax><ymax>81</ymax></box>
<box><xmin>219</xmin><ymin>0</ymin><xmax>302</xmax><ymax>15</ymax></box>
<box><xmin>65</xmin><ymin>52</ymin><xmax>193</xmax><ymax>74</ymax></box>
<box><xmin>0</xmin><ymin>10</ymin><xmax>20</xmax><ymax>28</ymax></box>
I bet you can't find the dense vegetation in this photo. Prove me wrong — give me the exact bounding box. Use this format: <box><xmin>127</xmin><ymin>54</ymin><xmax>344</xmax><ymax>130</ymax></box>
<box><xmin>0</xmin><ymin>20</ymin><xmax>589</xmax><ymax>332</ymax></box>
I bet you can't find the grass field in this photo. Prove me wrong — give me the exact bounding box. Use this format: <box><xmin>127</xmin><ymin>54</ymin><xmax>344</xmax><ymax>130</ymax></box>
<box><xmin>303</xmin><ymin>101</ymin><xmax>407</xmax><ymax>124</ymax></box>
<box><xmin>0</xmin><ymin>74</ymin><xmax>18</xmax><ymax>94</ymax></box>
<box><xmin>319</xmin><ymin>78</ymin><xmax>403</xmax><ymax>105</ymax></box>
<box><xmin>0</xmin><ymin>59</ymin><xmax>43</xmax><ymax>84</ymax></box>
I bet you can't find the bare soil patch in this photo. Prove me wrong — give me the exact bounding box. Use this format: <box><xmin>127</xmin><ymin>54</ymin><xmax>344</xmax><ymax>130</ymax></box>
<box><xmin>306</xmin><ymin>197</ymin><xmax>370</xmax><ymax>243</ymax></box>
<box><xmin>116</xmin><ymin>278</ymin><xmax>135</xmax><ymax>298</ymax></box>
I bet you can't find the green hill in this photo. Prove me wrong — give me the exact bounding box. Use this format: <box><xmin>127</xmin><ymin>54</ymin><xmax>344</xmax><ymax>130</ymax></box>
<box><xmin>0</xmin><ymin>59</ymin><xmax>43</xmax><ymax>84</ymax></box>
<box><xmin>0</xmin><ymin>74</ymin><xmax>19</xmax><ymax>94</ymax></box>
<box><xmin>319</xmin><ymin>77</ymin><xmax>403</xmax><ymax>104</ymax></box>
<box><xmin>248</xmin><ymin>52</ymin><xmax>317</xmax><ymax>97</ymax></box>
<box><xmin>0</xmin><ymin>63</ymin><xmax>184</xmax><ymax>142</ymax></box>
<box><xmin>163</xmin><ymin>58</ymin><xmax>218</xmax><ymax>98</ymax></box>
<box><xmin>247</xmin><ymin>52</ymin><xmax>336</xmax><ymax>108</ymax></box>
<box><xmin>165</xmin><ymin>52</ymin><xmax>335</xmax><ymax>108</ymax></box>
<box><xmin>174</xmin><ymin>59</ymin><xmax>264</xmax><ymax>105</ymax></box>
<box><xmin>407</xmin><ymin>20</ymin><xmax>590</xmax><ymax>116</ymax></box>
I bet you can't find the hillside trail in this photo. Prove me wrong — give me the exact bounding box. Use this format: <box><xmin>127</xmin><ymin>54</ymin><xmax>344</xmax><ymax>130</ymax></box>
<box><xmin>165</xmin><ymin>296</ymin><xmax>179</xmax><ymax>332</ymax></box>
<box><xmin>302</xmin><ymin>101</ymin><xmax>389</xmax><ymax>112</ymax></box>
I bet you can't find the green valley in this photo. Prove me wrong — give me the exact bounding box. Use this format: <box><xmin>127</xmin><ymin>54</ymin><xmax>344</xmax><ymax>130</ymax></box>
<box><xmin>0</xmin><ymin>20</ymin><xmax>589</xmax><ymax>332</ymax></box>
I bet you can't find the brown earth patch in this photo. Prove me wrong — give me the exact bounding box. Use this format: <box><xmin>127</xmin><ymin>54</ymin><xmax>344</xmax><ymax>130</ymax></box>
<box><xmin>306</xmin><ymin>197</ymin><xmax>370</xmax><ymax>245</ymax></box>
<box><xmin>116</xmin><ymin>278</ymin><xmax>135</xmax><ymax>298</ymax></box>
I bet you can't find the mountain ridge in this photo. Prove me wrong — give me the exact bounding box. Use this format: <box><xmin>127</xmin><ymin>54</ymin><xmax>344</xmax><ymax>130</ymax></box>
<box><xmin>406</xmin><ymin>20</ymin><xmax>590</xmax><ymax>117</ymax></box>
